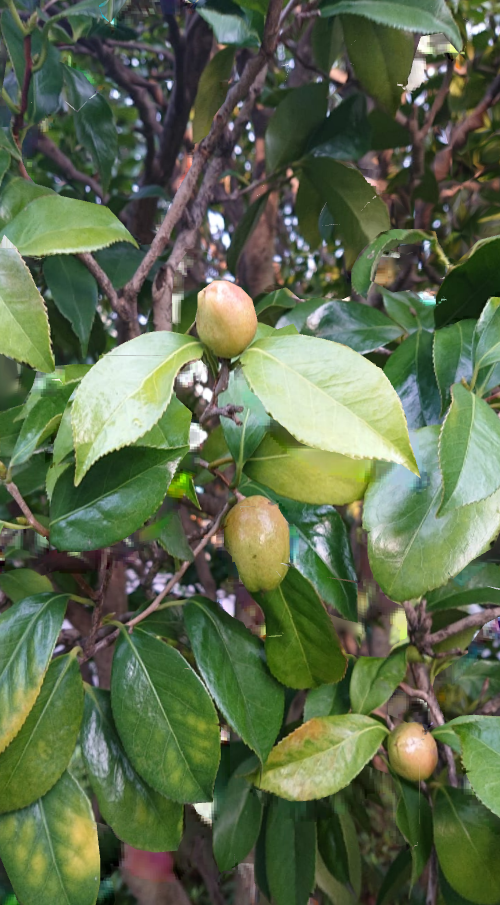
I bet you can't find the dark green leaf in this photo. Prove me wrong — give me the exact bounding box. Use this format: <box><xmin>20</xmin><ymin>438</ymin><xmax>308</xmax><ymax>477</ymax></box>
<box><xmin>384</xmin><ymin>330</ymin><xmax>441</xmax><ymax>429</ymax></box>
<box><xmin>43</xmin><ymin>255</ymin><xmax>98</xmax><ymax>355</ymax></box>
<box><xmin>10</xmin><ymin>382</ymin><xmax>74</xmax><ymax>468</ymax></box>
<box><xmin>50</xmin><ymin>446</ymin><xmax>186</xmax><ymax>551</ymax></box>
<box><xmin>0</xmin><ymin>653</ymin><xmax>83</xmax><ymax>813</ymax></box>
<box><xmin>0</xmin><ymin>771</ymin><xmax>99</xmax><ymax>905</ymax></box>
<box><xmin>342</xmin><ymin>18</ymin><xmax>414</xmax><ymax>114</ymax></box>
<box><xmin>307</xmin><ymin>93</ymin><xmax>372</xmax><ymax>161</ymax></box>
<box><xmin>395</xmin><ymin>775</ymin><xmax>433</xmax><ymax>885</ymax></box>
<box><xmin>304</xmin><ymin>660</ymin><xmax>354</xmax><ymax>720</ymax></box>
<box><xmin>94</xmin><ymin>242</ymin><xmax>146</xmax><ymax>289</ymax></box>
<box><xmin>213</xmin><ymin>769</ymin><xmax>263</xmax><ymax>871</ymax></box>
<box><xmin>0</xmin><ymin>569</ymin><xmax>53</xmax><ymax>603</ymax></box>
<box><xmin>319</xmin><ymin>0</ymin><xmax>462</xmax><ymax>51</ymax></box>
<box><xmin>199</xmin><ymin>3</ymin><xmax>260</xmax><ymax>47</ymax></box>
<box><xmin>219</xmin><ymin>368</ymin><xmax>269</xmax><ymax>469</ymax></box>
<box><xmin>352</xmin><ymin>229</ymin><xmax>441</xmax><ymax>297</ymax></box>
<box><xmin>427</xmin><ymin>563</ymin><xmax>500</xmax><ymax>612</ymax></box>
<box><xmin>438</xmin><ymin>384</ymin><xmax>500</xmax><ymax>513</ymax></box>
<box><xmin>311</xmin><ymin>15</ymin><xmax>343</xmax><ymax>71</ymax></box>
<box><xmin>111</xmin><ymin>628</ymin><xmax>220</xmax><ymax>803</ymax></box>
<box><xmin>433</xmin><ymin>320</ymin><xmax>475</xmax><ymax>414</ymax></box>
<box><xmin>255</xmin><ymin>714</ymin><xmax>388</xmax><ymax>800</ymax></box>
<box><xmin>295</xmin><ymin>173</ymin><xmax>323</xmax><ymax>248</ymax></box>
<box><xmin>0</xmin><ymin>149</ymin><xmax>10</xmax><ymax>187</ymax></box>
<box><xmin>139</xmin><ymin>510</ymin><xmax>194</xmax><ymax>562</ymax></box>
<box><xmin>303</xmin><ymin>157</ymin><xmax>391</xmax><ymax>269</ymax></box>
<box><xmin>304</xmin><ymin>299</ymin><xmax>403</xmax><ymax>353</ymax></box>
<box><xmin>31</xmin><ymin>41</ymin><xmax>63</xmax><ymax>123</ymax></box>
<box><xmin>184</xmin><ymin>596</ymin><xmax>284</xmax><ymax>761</ymax></box>
<box><xmin>434</xmin><ymin>786</ymin><xmax>500</xmax><ymax>904</ymax></box>
<box><xmin>443</xmin><ymin>716</ymin><xmax>500</xmax><ymax>819</ymax></box>
<box><xmin>472</xmin><ymin>297</ymin><xmax>500</xmax><ymax>389</ymax></box>
<box><xmin>381</xmin><ymin>288</ymin><xmax>435</xmax><ymax>333</ymax></box>
<box><xmin>256</xmin><ymin>568</ymin><xmax>347</xmax><ymax>688</ymax></box>
<box><xmin>350</xmin><ymin>647</ymin><xmax>408</xmax><ymax>715</ymax></box>
<box><xmin>363</xmin><ymin>425</ymin><xmax>500</xmax><ymax>601</ymax></box>
<box><xmin>265</xmin><ymin>798</ymin><xmax>316</xmax><ymax>905</ymax></box>
<box><xmin>81</xmin><ymin>687</ymin><xmax>183</xmax><ymax>850</ymax></box>
<box><xmin>376</xmin><ymin>849</ymin><xmax>412</xmax><ymax>905</ymax></box>
<box><xmin>435</xmin><ymin>237</ymin><xmax>500</xmax><ymax>327</ymax></box>
<box><xmin>0</xmin><ymin>593</ymin><xmax>68</xmax><ymax>754</ymax></box>
<box><xmin>0</xmin><ymin>405</ymin><xmax>23</xmax><ymax>458</ymax></box>
<box><xmin>368</xmin><ymin>109</ymin><xmax>411</xmax><ymax>150</ymax></box>
<box><xmin>266</xmin><ymin>83</ymin><xmax>329</xmax><ymax>173</ymax></box>
<box><xmin>193</xmin><ymin>47</ymin><xmax>235</xmax><ymax>144</ymax></box>
<box><xmin>63</xmin><ymin>65</ymin><xmax>117</xmax><ymax>191</ymax></box>
<box><xmin>227</xmin><ymin>191</ymin><xmax>269</xmax><ymax>275</ymax></box>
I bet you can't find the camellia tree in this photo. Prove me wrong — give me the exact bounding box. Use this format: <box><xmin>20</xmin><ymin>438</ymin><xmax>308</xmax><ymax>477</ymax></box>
<box><xmin>3</xmin><ymin>0</ymin><xmax>500</xmax><ymax>903</ymax></box>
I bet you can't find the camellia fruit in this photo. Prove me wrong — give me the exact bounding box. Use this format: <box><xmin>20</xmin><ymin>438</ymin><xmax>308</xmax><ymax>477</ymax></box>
<box><xmin>387</xmin><ymin>722</ymin><xmax>438</xmax><ymax>782</ymax></box>
<box><xmin>196</xmin><ymin>280</ymin><xmax>257</xmax><ymax>358</ymax></box>
<box><xmin>224</xmin><ymin>496</ymin><xmax>289</xmax><ymax>593</ymax></box>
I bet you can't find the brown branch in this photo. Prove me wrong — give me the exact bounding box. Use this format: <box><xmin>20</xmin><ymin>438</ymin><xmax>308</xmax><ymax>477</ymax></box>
<box><xmin>477</xmin><ymin>691</ymin><xmax>500</xmax><ymax>715</ymax></box>
<box><xmin>4</xmin><ymin>481</ymin><xmax>49</xmax><ymax>538</ymax></box>
<box><xmin>434</xmin><ymin>73</ymin><xmax>500</xmax><ymax>181</ymax></box>
<box><xmin>420</xmin><ymin>59</ymin><xmax>454</xmax><ymax>139</ymax></box>
<box><xmin>76</xmin><ymin>253</ymin><xmax>139</xmax><ymax>337</ymax></box>
<box><xmin>426</xmin><ymin>850</ymin><xmax>439</xmax><ymax>905</ymax></box>
<box><xmin>80</xmin><ymin>501</ymin><xmax>231</xmax><ymax>663</ymax></box>
<box><xmin>122</xmin><ymin>0</ymin><xmax>283</xmax><ymax>306</ymax></box>
<box><xmin>427</xmin><ymin>607</ymin><xmax>500</xmax><ymax>647</ymax></box>
<box><xmin>84</xmin><ymin>550</ymin><xmax>113</xmax><ymax>657</ymax></box>
<box><xmin>35</xmin><ymin>132</ymin><xmax>104</xmax><ymax>200</ymax></box>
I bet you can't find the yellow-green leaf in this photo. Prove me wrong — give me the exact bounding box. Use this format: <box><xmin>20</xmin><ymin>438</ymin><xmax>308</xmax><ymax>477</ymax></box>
<box><xmin>0</xmin><ymin>771</ymin><xmax>100</xmax><ymax>905</ymax></box>
<box><xmin>0</xmin><ymin>237</ymin><xmax>54</xmax><ymax>372</ymax></box>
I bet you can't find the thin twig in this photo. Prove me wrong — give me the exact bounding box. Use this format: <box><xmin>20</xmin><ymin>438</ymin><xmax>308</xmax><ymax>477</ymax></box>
<box><xmin>428</xmin><ymin>607</ymin><xmax>500</xmax><ymax>647</ymax></box>
<box><xmin>84</xmin><ymin>550</ymin><xmax>113</xmax><ymax>657</ymax></box>
<box><xmin>4</xmin><ymin>482</ymin><xmax>49</xmax><ymax>538</ymax></box>
<box><xmin>36</xmin><ymin>132</ymin><xmax>104</xmax><ymax>200</ymax></box>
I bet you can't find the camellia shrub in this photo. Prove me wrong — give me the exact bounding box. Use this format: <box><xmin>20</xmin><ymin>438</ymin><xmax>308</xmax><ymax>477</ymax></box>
<box><xmin>2</xmin><ymin>0</ymin><xmax>500</xmax><ymax>904</ymax></box>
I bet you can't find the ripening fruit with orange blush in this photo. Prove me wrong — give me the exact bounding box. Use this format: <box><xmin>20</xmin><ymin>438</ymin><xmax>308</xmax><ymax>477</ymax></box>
<box><xmin>196</xmin><ymin>280</ymin><xmax>257</xmax><ymax>358</ymax></box>
<box><xmin>388</xmin><ymin>722</ymin><xmax>439</xmax><ymax>782</ymax></box>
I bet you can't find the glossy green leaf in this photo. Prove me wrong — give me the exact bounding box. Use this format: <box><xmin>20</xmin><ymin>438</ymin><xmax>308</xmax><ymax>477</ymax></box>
<box><xmin>31</xmin><ymin>41</ymin><xmax>63</xmax><ymax>123</ymax></box>
<box><xmin>295</xmin><ymin>174</ymin><xmax>323</xmax><ymax>248</ymax></box>
<box><xmin>43</xmin><ymin>255</ymin><xmax>98</xmax><ymax>355</ymax></box>
<box><xmin>81</xmin><ymin>687</ymin><xmax>183</xmax><ymax>850</ymax></box>
<box><xmin>350</xmin><ymin>647</ymin><xmax>407</xmax><ymax>715</ymax></box>
<box><xmin>111</xmin><ymin>628</ymin><xmax>220</xmax><ymax>804</ymax></box>
<box><xmin>316</xmin><ymin>851</ymin><xmax>357</xmax><ymax>905</ymax></box>
<box><xmin>244</xmin><ymin>431</ymin><xmax>372</xmax><ymax>506</ymax></box>
<box><xmin>265</xmin><ymin>797</ymin><xmax>316</xmax><ymax>905</ymax></box>
<box><xmin>311</xmin><ymin>14</ymin><xmax>343</xmax><ymax>71</ymax></box>
<box><xmin>0</xmin><ymin>653</ymin><xmax>83</xmax><ymax>813</ymax></box>
<box><xmin>438</xmin><ymin>384</ymin><xmax>500</xmax><ymax>513</ymax></box>
<box><xmin>0</xmin><ymin>593</ymin><xmax>67</xmax><ymax>754</ymax></box>
<box><xmin>307</xmin><ymin>93</ymin><xmax>372</xmax><ymax>162</ymax></box>
<box><xmin>1</xmin><ymin>195</ymin><xmax>137</xmax><ymax>257</ymax></box>
<box><xmin>319</xmin><ymin>0</ymin><xmax>462</xmax><ymax>51</ymax></box>
<box><xmin>434</xmin><ymin>786</ymin><xmax>500</xmax><ymax>904</ymax></box>
<box><xmin>439</xmin><ymin>867</ymin><xmax>478</xmax><ymax>905</ymax></box>
<box><xmin>427</xmin><ymin>562</ymin><xmax>500</xmax><ymax>612</ymax></box>
<box><xmin>219</xmin><ymin>368</ymin><xmax>269</xmax><ymax>468</ymax></box>
<box><xmin>254</xmin><ymin>287</ymin><xmax>300</xmax><ymax>323</ymax></box>
<box><xmin>213</xmin><ymin>769</ymin><xmax>263</xmax><ymax>871</ymax></box>
<box><xmin>303</xmin><ymin>299</ymin><xmax>404</xmax><ymax>353</ymax></box>
<box><xmin>93</xmin><ymin>242</ymin><xmax>146</xmax><ymax>289</ymax></box>
<box><xmin>0</xmin><ymin>771</ymin><xmax>99</xmax><ymax>905</ymax></box>
<box><xmin>72</xmin><ymin>332</ymin><xmax>201</xmax><ymax>483</ymax></box>
<box><xmin>304</xmin><ymin>660</ymin><xmax>354</xmax><ymax>720</ymax></box>
<box><xmin>381</xmin><ymin>288</ymin><xmax>435</xmax><ymax>334</ymax></box>
<box><xmin>434</xmin><ymin>320</ymin><xmax>475</xmax><ymax>414</ymax></box>
<box><xmin>0</xmin><ymin>177</ymin><xmax>55</xmax><ymax>231</ymax></box>
<box><xmin>352</xmin><ymin>229</ymin><xmax>440</xmax><ymax>297</ymax></box>
<box><xmin>198</xmin><ymin>5</ymin><xmax>260</xmax><ymax>47</ymax></box>
<box><xmin>443</xmin><ymin>716</ymin><xmax>500</xmax><ymax>819</ymax></box>
<box><xmin>0</xmin><ymin>149</ymin><xmax>10</xmax><ymax>186</ymax></box>
<box><xmin>395</xmin><ymin>774</ymin><xmax>433</xmax><ymax>885</ymax></box>
<box><xmin>50</xmin><ymin>446</ymin><xmax>186</xmax><ymax>551</ymax></box>
<box><xmin>0</xmin><ymin>568</ymin><xmax>53</xmax><ymax>603</ymax></box>
<box><xmin>342</xmin><ymin>18</ymin><xmax>414</xmax><ymax>114</ymax></box>
<box><xmin>435</xmin><ymin>237</ymin><xmax>500</xmax><ymax>327</ymax></box>
<box><xmin>0</xmin><ymin>128</ymin><xmax>22</xmax><ymax>163</ymax></box>
<box><xmin>363</xmin><ymin>425</ymin><xmax>500</xmax><ymax>601</ymax></box>
<box><xmin>265</xmin><ymin>83</ymin><xmax>328</xmax><ymax>173</ymax></box>
<box><xmin>63</xmin><ymin>65</ymin><xmax>117</xmax><ymax>192</ymax></box>
<box><xmin>303</xmin><ymin>157</ymin><xmax>390</xmax><ymax>269</ymax></box>
<box><xmin>131</xmin><ymin>393</ymin><xmax>192</xmax><ymax>450</ymax></box>
<box><xmin>227</xmin><ymin>191</ymin><xmax>269</xmax><ymax>275</ymax></box>
<box><xmin>368</xmin><ymin>109</ymin><xmax>411</xmax><ymax>151</ymax></box>
<box><xmin>255</xmin><ymin>714</ymin><xmax>388</xmax><ymax>800</ymax></box>
<box><xmin>472</xmin><ymin>297</ymin><xmax>500</xmax><ymax>385</ymax></box>
<box><xmin>193</xmin><ymin>47</ymin><xmax>235</xmax><ymax>144</ymax></box>
<box><xmin>241</xmin><ymin>335</ymin><xmax>418</xmax><ymax>473</ymax></box>
<box><xmin>431</xmin><ymin>724</ymin><xmax>462</xmax><ymax>754</ymax></box>
<box><xmin>10</xmin><ymin>382</ymin><xmax>74</xmax><ymax>468</ymax></box>
<box><xmin>384</xmin><ymin>330</ymin><xmax>441</xmax><ymax>429</ymax></box>
<box><xmin>139</xmin><ymin>510</ymin><xmax>194</xmax><ymax>562</ymax></box>
<box><xmin>184</xmin><ymin>597</ymin><xmax>283</xmax><ymax>761</ymax></box>
<box><xmin>256</xmin><ymin>569</ymin><xmax>347</xmax><ymax>689</ymax></box>
<box><xmin>0</xmin><ymin>237</ymin><xmax>54</xmax><ymax>373</ymax></box>
<box><xmin>0</xmin><ymin>404</ymin><xmax>23</xmax><ymax>458</ymax></box>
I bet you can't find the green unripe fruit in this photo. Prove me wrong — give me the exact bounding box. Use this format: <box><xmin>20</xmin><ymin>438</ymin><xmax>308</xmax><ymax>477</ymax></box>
<box><xmin>196</xmin><ymin>280</ymin><xmax>257</xmax><ymax>359</ymax></box>
<box><xmin>224</xmin><ymin>496</ymin><xmax>289</xmax><ymax>593</ymax></box>
<box><xmin>388</xmin><ymin>722</ymin><xmax>438</xmax><ymax>782</ymax></box>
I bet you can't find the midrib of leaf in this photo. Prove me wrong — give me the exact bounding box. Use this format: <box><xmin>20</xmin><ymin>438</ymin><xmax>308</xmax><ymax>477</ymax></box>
<box><xmin>272</xmin><ymin>584</ymin><xmax>313</xmax><ymax>685</ymax></box>
<box><xmin>122</xmin><ymin>632</ymin><xmax>201</xmax><ymax>794</ymax></box>
<box><xmin>1</xmin><ymin>658</ymin><xmax>72</xmax><ymax>792</ymax></box>
<box><xmin>245</xmin><ymin>345</ymin><xmax>404</xmax><ymax>459</ymax></box>
<box><xmin>268</xmin><ymin>723</ymin><xmax>380</xmax><ymax>771</ymax></box>
<box><xmin>0</xmin><ymin>597</ymin><xmax>63</xmax><ymax>684</ymax></box>
<box><xmin>50</xmin><ymin>452</ymin><xmax>183</xmax><ymax>528</ymax></box>
<box><xmin>439</xmin><ymin>787</ymin><xmax>493</xmax><ymax>880</ymax></box>
<box><xmin>193</xmin><ymin>601</ymin><xmax>259</xmax><ymax>755</ymax></box>
<box><xmin>291</xmin><ymin>522</ymin><xmax>350</xmax><ymax>608</ymax></box>
<box><xmin>39</xmin><ymin>799</ymin><xmax>72</xmax><ymax>905</ymax></box>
